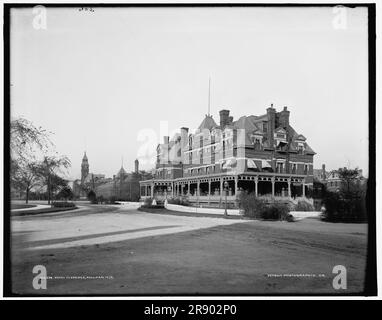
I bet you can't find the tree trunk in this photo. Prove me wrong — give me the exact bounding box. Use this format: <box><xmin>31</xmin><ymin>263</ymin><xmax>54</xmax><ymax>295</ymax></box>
<box><xmin>25</xmin><ymin>187</ymin><xmax>29</xmax><ymax>204</ymax></box>
<box><xmin>47</xmin><ymin>175</ymin><xmax>51</xmax><ymax>205</ymax></box>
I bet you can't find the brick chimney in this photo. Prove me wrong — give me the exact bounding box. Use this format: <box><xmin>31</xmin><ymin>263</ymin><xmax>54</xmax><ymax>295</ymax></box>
<box><xmin>219</xmin><ymin>109</ymin><xmax>230</xmax><ymax>128</ymax></box>
<box><xmin>180</xmin><ymin>127</ymin><xmax>189</xmax><ymax>164</ymax></box>
<box><xmin>266</xmin><ymin>104</ymin><xmax>276</xmax><ymax>148</ymax></box>
<box><xmin>322</xmin><ymin>164</ymin><xmax>326</xmax><ymax>180</ymax></box>
<box><xmin>278</xmin><ymin>106</ymin><xmax>290</xmax><ymax>129</ymax></box>
<box><xmin>135</xmin><ymin>159</ymin><xmax>139</xmax><ymax>174</ymax></box>
<box><xmin>163</xmin><ymin>136</ymin><xmax>169</xmax><ymax>144</ymax></box>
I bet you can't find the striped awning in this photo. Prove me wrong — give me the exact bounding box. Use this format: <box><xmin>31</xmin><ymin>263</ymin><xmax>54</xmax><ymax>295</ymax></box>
<box><xmin>261</xmin><ymin>160</ymin><xmax>272</xmax><ymax>169</ymax></box>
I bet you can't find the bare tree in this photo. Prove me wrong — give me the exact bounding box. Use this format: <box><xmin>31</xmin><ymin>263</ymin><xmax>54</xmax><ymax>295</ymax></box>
<box><xmin>11</xmin><ymin>161</ymin><xmax>42</xmax><ymax>204</ymax></box>
<box><xmin>10</xmin><ymin>117</ymin><xmax>52</xmax><ymax>163</ymax></box>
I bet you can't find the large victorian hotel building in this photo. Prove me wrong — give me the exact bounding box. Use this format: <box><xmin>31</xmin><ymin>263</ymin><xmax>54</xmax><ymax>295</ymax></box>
<box><xmin>140</xmin><ymin>105</ymin><xmax>316</xmax><ymax>207</ymax></box>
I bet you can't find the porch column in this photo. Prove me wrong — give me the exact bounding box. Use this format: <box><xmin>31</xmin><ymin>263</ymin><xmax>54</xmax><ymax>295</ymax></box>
<box><xmin>151</xmin><ymin>183</ymin><xmax>154</xmax><ymax>198</ymax></box>
<box><xmin>271</xmin><ymin>177</ymin><xmax>275</xmax><ymax>197</ymax></box>
<box><xmin>220</xmin><ymin>177</ymin><xmax>223</xmax><ymax>200</ymax></box>
<box><xmin>188</xmin><ymin>181</ymin><xmax>190</xmax><ymax>195</ymax></box>
<box><xmin>197</xmin><ymin>180</ymin><xmax>200</xmax><ymax>196</ymax></box>
<box><xmin>208</xmin><ymin>180</ymin><xmax>211</xmax><ymax>196</ymax></box>
<box><xmin>254</xmin><ymin>177</ymin><xmax>258</xmax><ymax>197</ymax></box>
<box><xmin>302</xmin><ymin>180</ymin><xmax>306</xmax><ymax>197</ymax></box>
<box><xmin>287</xmin><ymin>179</ymin><xmax>291</xmax><ymax>198</ymax></box>
<box><xmin>234</xmin><ymin>176</ymin><xmax>238</xmax><ymax>196</ymax></box>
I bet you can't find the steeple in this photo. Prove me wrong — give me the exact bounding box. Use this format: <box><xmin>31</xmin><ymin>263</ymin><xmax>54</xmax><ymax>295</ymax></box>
<box><xmin>81</xmin><ymin>151</ymin><xmax>89</xmax><ymax>184</ymax></box>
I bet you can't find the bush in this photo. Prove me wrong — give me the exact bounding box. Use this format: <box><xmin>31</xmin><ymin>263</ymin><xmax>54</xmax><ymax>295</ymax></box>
<box><xmin>260</xmin><ymin>203</ymin><xmax>292</xmax><ymax>221</ymax></box>
<box><xmin>87</xmin><ymin>190</ymin><xmax>97</xmax><ymax>204</ymax></box>
<box><xmin>52</xmin><ymin>201</ymin><xmax>76</xmax><ymax>208</ymax></box>
<box><xmin>322</xmin><ymin>191</ymin><xmax>366</xmax><ymax>222</ymax></box>
<box><xmin>239</xmin><ymin>193</ymin><xmax>267</xmax><ymax>219</ymax></box>
<box><xmin>105</xmin><ymin>196</ymin><xmax>117</xmax><ymax>204</ymax></box>
<box><xmin>140</xmin><ymin>197</ymin><xmax>163</xmax><ymax>209</ymax></box>
<box><xmin>294</xmin><ymin>200</ymin><xmax>315</xmax><ymax>212</ymax></box>
<box><xmin>239</xmin><ymin>193</ymin><xmax>292</xmax><ymax>221</ymax></box>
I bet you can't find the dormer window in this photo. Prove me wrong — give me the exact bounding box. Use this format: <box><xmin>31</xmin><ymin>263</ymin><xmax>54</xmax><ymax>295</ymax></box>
<box><xmin>274</xmin><ymin>128</ymin><xmax>287</xmax><ymax>150</ymax></box>
<box><xmin>298</xmin><ymin>142</ymin><xmax>305</xmax><ymax>154</ymax></box>
<box><xmin>251</xmin><ymin>134</ymin><xmax>263</xmax><ymax>150</ymax></box>
<box><xmin>276</xmin><ymin>133</ymin><xmax>286</xmax><ymax>139</ymax></box>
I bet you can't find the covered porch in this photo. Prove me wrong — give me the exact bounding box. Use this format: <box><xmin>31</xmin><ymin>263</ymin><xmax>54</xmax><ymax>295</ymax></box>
<box><xmin>139</xmin><ymin>180</ymin><xmax>174</xmax><ymax>202</ymax></box>
<box><xmin>140</xmin><ymin>173</ymin><xmax>313</xmax><ymax>206</ymax></box>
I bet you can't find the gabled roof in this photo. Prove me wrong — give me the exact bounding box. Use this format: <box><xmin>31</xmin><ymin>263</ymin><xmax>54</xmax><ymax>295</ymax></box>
<box><xmin>117</xmin><ymin>166</ymin><xmax>127</xmax><ymax>176</ymax></box>
<box><xmin>198</xmin><ymin>115</ymin><xmax>217</xmax><ymax>131</ymax></box>
<box><xmin>295</xmin><ymin>134</ymin><xmax>307</xmax><ymax>141</ymax></box>
<box><xmin>275</xmin><ymin>127</ymin><xmax>287</xmax><ymax>134</ymax></box>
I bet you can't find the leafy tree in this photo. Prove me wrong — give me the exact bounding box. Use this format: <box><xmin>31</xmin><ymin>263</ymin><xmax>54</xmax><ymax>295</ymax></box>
<box><xmin>39</xmin><ymin>156</ymin><xmax>71</xmax><ymax>204</ymax></box>
<box><xmin>56</xmin><ymin>186</ymin><xmax>73</xmax><ymax>201</ymax></box>
<box><xmin>323</xmin><ymin>167</ymin><xmax>366</xmax><ymax>222</ymax></box>
<box><xmin>338</xmin><ymin>167</ymin><xmax>363</xmax><ymax>196</ymax></box>
<box><xmin>87</xmin><ymin>190</ymin><xmax>97</xmax><ymax>203</ymax></box>
<box><xmin>50</xmin><ymin>174</ymin><xmax>69</xmax><ymax>198</ymax></box>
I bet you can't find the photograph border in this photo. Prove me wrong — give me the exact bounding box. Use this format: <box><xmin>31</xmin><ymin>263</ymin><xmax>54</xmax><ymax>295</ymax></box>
<box><xmin>2</xmin><ymin>2</ymin><xmax>377</xmax><ymax>297</ymax></box>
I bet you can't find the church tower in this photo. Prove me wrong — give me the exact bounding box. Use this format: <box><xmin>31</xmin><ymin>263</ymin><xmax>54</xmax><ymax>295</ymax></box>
<box><xmin>81</xmin><ymin>152</ymin><xmax>89</xmax><ymax>185</ymax></box>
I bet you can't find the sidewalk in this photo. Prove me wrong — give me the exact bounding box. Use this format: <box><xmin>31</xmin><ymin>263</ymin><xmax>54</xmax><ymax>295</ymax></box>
<box><xmin>11</xmin><ymin>204</ymin><xmax>51</xmax><ymax>212</ymax></box>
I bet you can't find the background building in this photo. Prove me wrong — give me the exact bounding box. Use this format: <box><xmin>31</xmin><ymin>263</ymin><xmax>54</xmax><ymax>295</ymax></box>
<box><xmin>73</xmin><ymin>154</ymin><xmax>152</xmax><ymax>201</ymax></box>
<box><xmin>140</xmin><ymin>104</ymin><xmax>316</xmax><ymax>207</ymax></box>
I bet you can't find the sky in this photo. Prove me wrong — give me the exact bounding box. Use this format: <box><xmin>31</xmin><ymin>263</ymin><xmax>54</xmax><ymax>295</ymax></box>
<box><xmin>10</xmin><ymin>6</ymin><xmax>369</xmax><ymax>179</ymax></box>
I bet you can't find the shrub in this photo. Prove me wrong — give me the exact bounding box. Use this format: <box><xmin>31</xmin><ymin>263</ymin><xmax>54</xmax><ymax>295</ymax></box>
<box><xmin>294</xmin><ymin>200</ymin><xmax>315</xmax><ymax>212</ymax></box>
<box><xmin>322</xmin><ymin>191</ymin><xmax>366</xmax><ymax>222</ymax></box>
<box><xmin>52</xmin><ymin>201</ymin><xmax>76</xmax><ymax>208</ymax></box>
<box><xmin>239</xmin><ymin>193</ymin><xmax>292</xmax><ymax>221</ymax></box>
<box><xmin>141</xmin><ymin>197</ymin><xmax>164</xmax><ymax>209</ymax></box>
<box><xmin>239</xmin><ymin>193</ymin><xmax>267</xmax><ymax>219</ymax></box>
<box><xmin>105</xmin><ymin>196</ymin><xmax>117</xmax><ymax>204</ymax></box>
<box><xmin>261</xmin><ymin>203</ymin><xmax>292</xmax><ymax>221</ymax></box>
<box><xmin>87</xmin><ymin>190</ymin><xmax>97</xmax><ymax>204</ymax></box>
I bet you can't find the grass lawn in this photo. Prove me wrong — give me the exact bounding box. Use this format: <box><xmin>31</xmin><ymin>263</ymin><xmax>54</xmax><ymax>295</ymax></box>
<box><xmin>11</xmin><ymin>212</ymin><xmax>367</xmax><ymax>295</ymax></box>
